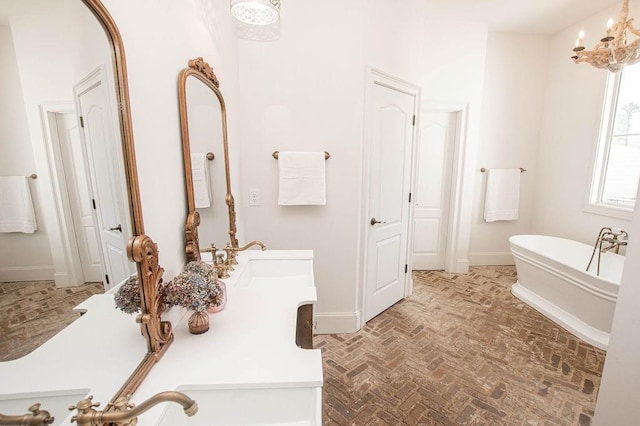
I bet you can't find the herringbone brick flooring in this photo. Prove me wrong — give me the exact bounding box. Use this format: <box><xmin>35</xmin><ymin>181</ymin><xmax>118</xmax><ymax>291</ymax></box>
<box><xmin>316</xmin><ymin>266</ymin><xmax>606</xmax><ymax>425</ymax></box>
<box><xmin>0</xmin><ymin>280</ymin><xmax>104</xmax><ymax>361</ymax></box>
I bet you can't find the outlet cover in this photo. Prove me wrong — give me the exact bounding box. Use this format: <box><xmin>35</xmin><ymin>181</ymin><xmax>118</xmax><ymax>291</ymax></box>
<box><xmin>248</xmin><ymin>189</ymin><xmax>260</xmax><ymax>206</ymax></box>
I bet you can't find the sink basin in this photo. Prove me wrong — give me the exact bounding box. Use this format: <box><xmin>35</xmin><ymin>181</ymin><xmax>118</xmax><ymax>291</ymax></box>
<box><xmin>0</xmin><ymin>389</ymin><xmax>89</xmax><ymax>425</ymax></box>
<box><xmin>156</xmin><ymin>386</ymin><xmax>321</xmax><ymax>425</ymax></box>
<box><xmin>233</xmin><ymin>259</ymin><xmax>314</xmax><ymax>288</ymax></box>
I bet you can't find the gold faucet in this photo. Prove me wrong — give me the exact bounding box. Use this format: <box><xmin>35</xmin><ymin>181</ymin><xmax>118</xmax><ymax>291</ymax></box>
<box><xmin>69</xmin><ymin>392</ymin><xmax>197</xmax><ymax>426</ymax></box>
<box><xmin>214</xmin><ymin>251</ymin><xmax>231</xmax><ymax>278</ymax></box>
<box><xmin>199</xmin><ymin>243</ymin><xmax>218</xmax><ymax>254</ymax></box>
<box><xmin>0</xmin><ymin>403</ymin><xmax>54</xmax><ymax>425</ymax></box>
<box><xmin>198</xmin><ymin>243</ymin><xmax>231</xmax><ymax>278</ymax></box>
<box><xmin>228</xmin><ymin>240</ymin><xmax>267</xmax><ymax>253</ymax></box>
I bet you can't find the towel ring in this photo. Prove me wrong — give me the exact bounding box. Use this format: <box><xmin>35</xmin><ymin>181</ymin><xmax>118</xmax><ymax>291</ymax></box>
<box><xmin>272</xmin><ymin>151</ymin><xmax>330</xmax><ymax>160</ymax></box>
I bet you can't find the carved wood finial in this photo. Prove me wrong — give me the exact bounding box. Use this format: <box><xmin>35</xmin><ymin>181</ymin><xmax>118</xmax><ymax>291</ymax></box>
<box><xmin>188</xmin><ymin>57</ymin><xmax>220</xmax><ymax>88</ymax></box>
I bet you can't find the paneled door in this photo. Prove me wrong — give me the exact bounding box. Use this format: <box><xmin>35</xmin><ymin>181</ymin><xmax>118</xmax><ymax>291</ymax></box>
<box><xmin>364</xmin><ymin>76</ymin><xmax>417</xmax><ymax>323</ymax></box>
<box><xmin>75</xmin><ymin>68</ymin><xmax>131</xmax><ymax>290</ymax></box>
<box><xmin>57</xmin><ymin>112</ymin><xmax>103</xmax><ymax>282</ymax></box>
<box><xmin>412</xmin><ymin>111</ymin><xmax>456</xmax><ymax>270</ymax></box>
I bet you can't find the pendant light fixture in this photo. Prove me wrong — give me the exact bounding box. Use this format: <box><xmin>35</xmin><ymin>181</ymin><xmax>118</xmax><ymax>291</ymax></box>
<box><xmin>230</xmin><ymin>0</ymin><xmax>281</xmax><ymax>26</ymax></box>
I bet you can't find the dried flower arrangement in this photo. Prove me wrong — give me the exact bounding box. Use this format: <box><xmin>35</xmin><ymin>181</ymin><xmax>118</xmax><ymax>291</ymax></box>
<box><xmin>114</xmin><ymin>275</ymin><xmax>141</xmax><ymax>314</ymax></box>
<box><xmin>162</xmin><ymin>269</ymin><xmax>219</xmax><ymax>313</ymax></box>
<box><xmin>183</xmin><ymin>261</ymin><xmax>226</xmax><ymax>312</ymax></box>
<box><xmin>113</xmin><ymin>262</ymin><xmax>226</xmax><ymax>334</ymax></box>
<box><xmin>162</xmin><ymin>261</ymin><xmax>227</xmax><ymax>334</ymax></box>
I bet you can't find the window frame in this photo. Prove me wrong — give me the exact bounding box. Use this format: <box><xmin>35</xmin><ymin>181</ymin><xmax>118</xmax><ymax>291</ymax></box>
<box><xmin>586</xmin><ymin>69</ymin><xmax>636</xmax><ymax>220</ymax></box>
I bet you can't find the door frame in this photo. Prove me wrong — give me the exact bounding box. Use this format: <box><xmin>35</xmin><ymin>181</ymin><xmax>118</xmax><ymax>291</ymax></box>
<box><xmin>418</xmin><ymin>101</ymin><xmax>470</xmax><ymax>273</ymax></box>
<box><xmin>39</xmin><ymin>102</ymin><xmax>86</xmax><ymax>287</ymax></box>
<box><xmin>357</xmin><ymin>67</ymin><xmax>420</xmax><ymax>329</ymax></box>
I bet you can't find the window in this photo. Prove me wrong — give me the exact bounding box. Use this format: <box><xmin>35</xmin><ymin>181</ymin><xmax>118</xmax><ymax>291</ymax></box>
<box><xmin>589</xmin><ymin>65</ymin><xmax>640</xmax><ymax>217</ymax></box>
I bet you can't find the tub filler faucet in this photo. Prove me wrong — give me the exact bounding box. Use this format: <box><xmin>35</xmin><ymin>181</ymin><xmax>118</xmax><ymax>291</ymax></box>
<box><xmin>587</xmin><ymin>227</ymin><xmax>628</xmax><ymax>276</ymax></box>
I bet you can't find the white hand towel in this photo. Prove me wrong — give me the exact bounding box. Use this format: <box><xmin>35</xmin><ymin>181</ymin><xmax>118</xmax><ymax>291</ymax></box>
<box><xmin>483</xmin><ymin>169</ymin><xmax>520</xmax><ymax>222</ymax></box>
<box><xmin>191</xmin><ymin>153</ymin><xmax>212</xmax><ymax>209</ymax></box>
<box><xmin>0</xmin><ymin>176</ymin><xmax>37</xmax><ymax>233</ymax></box>
<box><xmin>278</xmin><ymin>152</ymin><xmax>326</xmax><ymax>206</ymax></box>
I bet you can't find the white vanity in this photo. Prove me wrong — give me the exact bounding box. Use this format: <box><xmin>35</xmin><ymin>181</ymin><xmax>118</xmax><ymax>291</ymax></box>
<box><xmin>0</xmin><ymin>250</ymin><xmax>323</xmax><ymax>425</ymax></box>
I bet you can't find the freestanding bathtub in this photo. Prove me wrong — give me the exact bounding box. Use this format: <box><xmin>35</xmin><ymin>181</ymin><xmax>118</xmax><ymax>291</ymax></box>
<box><xmin>509</xmin><ymin>234</ymin><xmax>624</xmax><ymax>350</ymax></box>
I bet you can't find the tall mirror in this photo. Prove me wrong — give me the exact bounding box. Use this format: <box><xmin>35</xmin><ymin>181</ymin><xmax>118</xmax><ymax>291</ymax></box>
<box><xmin>179</xmin><ymin>58</ymin><xmax>238</xmax><ymax>261</ymax></box>
<box><xmin>0</xmin><ymin>0</ymin><xmax>169</xmax><ymax>403</ymax></box>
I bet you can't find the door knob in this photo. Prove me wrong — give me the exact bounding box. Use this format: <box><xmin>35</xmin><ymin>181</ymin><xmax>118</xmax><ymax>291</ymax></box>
<box><xmin>108</xmin><ymin>224</ymin><xmax>123</xmax><ymax>232</ymax></box>
<box><xmin>370</xmin><ymin>218</ymin><xmax>384</xmax><ymax>226</ymax></box>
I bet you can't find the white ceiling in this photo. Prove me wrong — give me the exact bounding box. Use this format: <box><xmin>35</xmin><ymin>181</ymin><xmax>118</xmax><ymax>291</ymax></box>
<box><xmin>424</xmin><ymin>0</ymin><xmax>622</xmax><ymax>35</ymax></box>
<box><xmin>0</xmin><ymin>0</ymin><xmax>626</xmax><ymax>34</ymax></box>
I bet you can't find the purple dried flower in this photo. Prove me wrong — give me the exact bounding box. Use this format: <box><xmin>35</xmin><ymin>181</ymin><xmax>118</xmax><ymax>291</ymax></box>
<box><xmin>162</xmin><ymin>267</ymin><xmax>221</xmax><ymax>313</ymax></box>
<box><xmin>114</xmin><ymin>275</ymin><xmax>141</xmax><ymax>314</ymax></box>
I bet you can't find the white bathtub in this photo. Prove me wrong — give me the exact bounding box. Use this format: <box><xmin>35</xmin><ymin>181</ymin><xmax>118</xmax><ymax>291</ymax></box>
<box><xmin>509</xmin><ymin>234</ymin><xmax>624</xmax><ymax>350</ymax></box>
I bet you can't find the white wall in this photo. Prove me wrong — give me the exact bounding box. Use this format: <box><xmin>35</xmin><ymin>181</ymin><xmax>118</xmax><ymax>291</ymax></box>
<box><xmin>100</xmin><ymin>0</ymin><xmax>241</xmax><ymax>280</ymax></box>
<box><xmin>7</xmin><ymin>10</ymin><xmax>82</xmax><ymax>285</ymax></box>
<box><xmin>531</xmin><ymin>4</ymin><xmax>631</xmax><ymax>243</ymax></box>
<box><xmin>237</xmin><ymin>0</ymin><xmax>488</xmax><ymax>332</ymax></box>
<box><xmin>595</xmin><ymin>187</ymin><xmax>640</xmax><ymax>423</ymax></box>
<box><xmin>0</xmin><ymin>25</ymin><xmax>54</xmax><ymax>281</ymax></box>
<box><xmin>469</xmin><ymin>33</ymin><xmax>550</xmax><ymax>265</ymax></box>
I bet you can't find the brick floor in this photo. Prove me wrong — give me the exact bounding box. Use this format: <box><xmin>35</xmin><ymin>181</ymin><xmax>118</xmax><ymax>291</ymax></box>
<box><xmin>315</xmin><ymin>266</ymin><xmax>606</xmax><ymax>425</ymax></box>
<box><xmin>0</xmin><ymin>280</ymin><xmax>104</xmax><ymax>361</ymax></box>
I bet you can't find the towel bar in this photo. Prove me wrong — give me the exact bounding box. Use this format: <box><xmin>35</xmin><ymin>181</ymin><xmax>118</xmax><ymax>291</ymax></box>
<box><xmin>272</xmin><ymin>151</ymin><xmax>330</xmax><ymax>160</ymax></box>
<box><xmin>480</xmin><ymin>167</ymin><xmax>526</xmax><ymax>173</ymax></box>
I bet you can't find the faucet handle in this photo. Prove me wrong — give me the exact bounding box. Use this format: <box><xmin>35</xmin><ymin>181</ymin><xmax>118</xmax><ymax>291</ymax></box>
<box><xmin>69</xmin><ymin>395</ymin><xmax>100</xmax><ymax>414</ymax></box>
<box><xmin>225</xmin><ymin>243</ymin><xmax>238</xmax><ymax>266</ymax></box>
<box><xmin>108</xmin><ymin>395</ymin><xmax>135</xmax><ymax>411</ymax></box>
<box><xmin>27</xmin><ymin>403</ymin><xmax>55</xmax><ymax>424</ymax></box>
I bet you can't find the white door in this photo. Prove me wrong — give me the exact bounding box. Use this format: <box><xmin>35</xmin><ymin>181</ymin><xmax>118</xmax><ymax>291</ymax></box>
<box><xmin>75</xmin><ymin>70</ymin><xmax>130</xmax><ymax>290</ymax></box>
<box><xmin>56</xmin><ymin>112</ymin><xmax>103</xmax><ymax>282</ymax></box>
<box><xmin>364</xmin><ymin>80</ymin><xmax>417</xmax><ymax>323</ymax></box>
<box><xmin>412</xmin><ymin>111</ymin><xmax>457</xmax><ymax>270</ymax></box>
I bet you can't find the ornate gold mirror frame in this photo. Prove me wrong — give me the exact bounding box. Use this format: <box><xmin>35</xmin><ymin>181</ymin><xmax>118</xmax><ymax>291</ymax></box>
<box><xmin>83</xmin><ymin>0</ymin><xmax>172</xmax><ymax>403</ymax></box>
<box><xmin>179</xmin><ymin>57</ymin><xmax>239</xmax><ymax>261</ymax></box>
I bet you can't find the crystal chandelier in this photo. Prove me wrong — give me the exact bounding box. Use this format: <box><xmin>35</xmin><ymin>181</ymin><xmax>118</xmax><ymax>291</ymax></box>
<box><xmin>230</xmin><ymin>0</ymin><xmax>281</xmax><ymax>26</ymax></box>
<box><xmin>572</xmin><ymin>0</ymin><xmax>640</xmax><ymax>72</ymax></box>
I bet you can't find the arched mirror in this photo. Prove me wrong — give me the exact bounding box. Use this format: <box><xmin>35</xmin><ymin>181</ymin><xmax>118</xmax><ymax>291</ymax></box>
<box><xmin>0</xmin><ymin>0</ymin><xmax>170</xmax><ymax>407</ymax></box>
<box><xmin>179</xmin><ymin>58</ymin><xmax>238</xmax><ymax>261</ymax></box>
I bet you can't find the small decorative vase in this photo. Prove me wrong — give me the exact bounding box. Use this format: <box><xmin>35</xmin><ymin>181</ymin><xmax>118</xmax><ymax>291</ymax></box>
<box><xmin>207</xmin><ymin>280</ymin><xmax>227</xmax><ymax>313</ymax></box>
<box><xmin>188</xmin><ymin>311</ymin><xmax>209</xmax><ymax>334</ymax></box>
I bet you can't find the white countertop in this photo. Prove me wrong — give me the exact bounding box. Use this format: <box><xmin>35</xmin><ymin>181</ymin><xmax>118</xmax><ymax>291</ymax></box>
<box><xmin>0</xmin><ymin>250</ymin><xmax>323</xmax><ymax>425</ymax></box>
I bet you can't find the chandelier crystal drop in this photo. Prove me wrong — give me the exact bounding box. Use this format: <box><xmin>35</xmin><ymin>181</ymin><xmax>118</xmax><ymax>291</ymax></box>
<box><xmin>571</xmin><ymin>0</ymin><xmax>640</xmax><ymax>72</ymax></box>
<box><xmin>231</xmin><ymin>0</ymin><xmax>281</xmax><ymax>26</ymax></box>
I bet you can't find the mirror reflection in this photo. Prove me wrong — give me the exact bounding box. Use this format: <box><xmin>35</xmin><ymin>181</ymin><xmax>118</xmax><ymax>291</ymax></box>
<box><xmin>0</xmin><ymin>0</ymin><xmax>137</xmax><ymax>361</ymax></box>
<box><xmin>185</xmin><ymin>76</ymin><xmax>231</xmax><ymax>248</ymax></box>
<box><xmin>179</xmin><ymin>58</ymin><xmax>239</xmax><ymax>262</ymax></box>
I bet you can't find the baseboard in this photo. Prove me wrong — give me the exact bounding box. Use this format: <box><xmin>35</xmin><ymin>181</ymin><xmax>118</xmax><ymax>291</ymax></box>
<box><xmin>0</xmin><ymin>265</ymin><xmax>55</xmax><ymax>282</ymax></box>
<box><xmin>314</xmin><ymin>311</ymin><xmax>361</xmax><ymax>334</ymax></box>
<box><xmin>468</xmin><ymin>252</ymin><xmax>514</xmax><ymax>266</ymax></box>
<box><xmin>446</xmin><ymin>258</ymin><xmax>469</xmax><ymax>274</ymax></box>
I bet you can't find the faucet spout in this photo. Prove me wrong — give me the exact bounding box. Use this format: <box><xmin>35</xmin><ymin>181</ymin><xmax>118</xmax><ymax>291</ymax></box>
<box><xmin>232</xmin><ymin>240</ymin><xmax>267</xmax><ymax>252</ymax></box>
<box><xmin>70</xmin><ymin>392</ymin><xmax>197</xmax><ymax>426</ymax></box>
